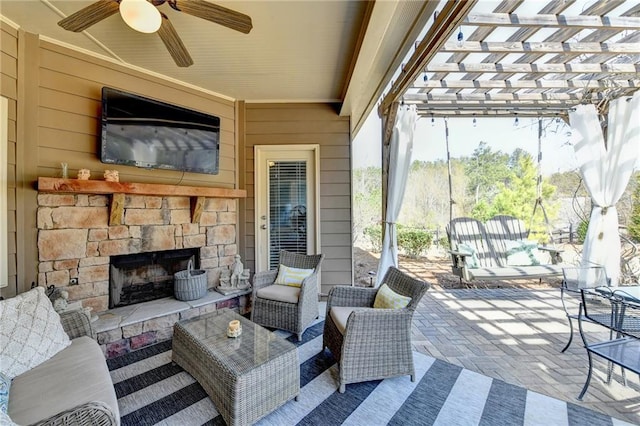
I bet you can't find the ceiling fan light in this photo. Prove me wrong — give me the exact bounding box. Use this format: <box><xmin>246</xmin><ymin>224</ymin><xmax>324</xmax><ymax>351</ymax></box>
<box><xmin>120</xmin><ymin>0</ymin><xmax>161</xmax><ymax>34</ymax></box>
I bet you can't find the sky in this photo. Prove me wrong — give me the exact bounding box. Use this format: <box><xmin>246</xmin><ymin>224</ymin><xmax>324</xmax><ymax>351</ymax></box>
<box><xmin>352</xmin><ymin>111</ymin><xmax>579</xmax><ymax>176</ymax></box>
<box><xmin>352</xmin><ymin>0</ymin><xmax>639</xmax><ymax>176</ymax></box>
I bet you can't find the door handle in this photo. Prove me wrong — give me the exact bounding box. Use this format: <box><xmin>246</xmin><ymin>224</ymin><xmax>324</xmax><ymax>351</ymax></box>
<box><xmin>260</xmin><ymin>224</ymin><xmax>267</xmax><ymax>230</ymax></box>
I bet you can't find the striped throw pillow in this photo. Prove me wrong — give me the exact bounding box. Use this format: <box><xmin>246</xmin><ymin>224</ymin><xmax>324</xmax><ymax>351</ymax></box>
<box><xmin>373</xmin><ymin>283</ymin><xmax>412</xmax><ymax>309</ymax></box>
<box><xmin>275</xmin><ymin>265</ymin><xmax>315</xmax><ymax>288</ymax></box>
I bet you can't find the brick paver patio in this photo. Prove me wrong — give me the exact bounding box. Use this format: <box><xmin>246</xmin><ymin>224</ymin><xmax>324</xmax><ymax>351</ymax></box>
<box><xmin>353</xmin><ymin>248</ymin><xmax>640</xmax><ymax>423</ymax></box>
<box><xmin>410</xmin><ymin>286</ymin><xmax>640</xmax><ymax>424</ymax></box>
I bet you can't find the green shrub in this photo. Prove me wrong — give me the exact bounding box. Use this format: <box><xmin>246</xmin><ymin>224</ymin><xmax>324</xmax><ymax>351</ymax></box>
<box><xmin>437</xmin><ymin>235</ymin><xmax>450</xmax><ymax>250</ymax></box>
<box><xmin>577</xmin><ymin>220</ymin><xmax>589</xmax><ymax>244</ymax></box>
<box><xmin>364</xmin><ymin>224</ymin><xmax>433</xmax><ymax>257</ymax></box>
<box><xmin>470</xmin><ymin>201</ymin><xmax>492</xmax><ymax>222</ymax></box>
<box><xmin>397</xmin><ymin>226</ymin><xmax>433</xmax><ymax>258</ymax></box>
<box><xmin>364</xmin><ymin>224</ymin><xmax>382</xmax><ymax>252</ymax></box>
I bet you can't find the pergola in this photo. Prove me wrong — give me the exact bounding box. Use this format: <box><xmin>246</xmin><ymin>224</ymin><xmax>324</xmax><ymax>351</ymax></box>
<box><xmin>375</xmin><ymin>0</ymin><xmax>640</xmax><ymax>283</ymax></box>
<box><xmin>380</xmin><ymin>0</ymin><xmax>639</xmax><ymax>122</ymax></box>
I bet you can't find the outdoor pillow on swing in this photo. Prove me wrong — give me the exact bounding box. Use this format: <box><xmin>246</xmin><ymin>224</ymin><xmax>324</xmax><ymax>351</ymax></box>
<box><xmin>457</xmin><ymin>243</ymin><xmax>479</xmax><ymax>268</ymax></box>
<box><xmin>504</xmin><ymin>240</ymin><xmax>541</xmax><ymax>266</ymax></box>
<box><xmin>374</xmin><ymin>284</ymin><xmax>411</xmax><ymax>309</ymax></box>
<box><xmin>275</xmin><ymin>265</ymin><xmax>315</xmax><ymax>287</ymax></box>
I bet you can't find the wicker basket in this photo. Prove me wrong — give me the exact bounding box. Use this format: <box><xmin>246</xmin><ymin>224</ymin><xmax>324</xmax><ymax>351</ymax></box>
<box><xmin>174</xmin><ymin>259</ymin><xmax>207</xmax><ymax>301</ymax></box>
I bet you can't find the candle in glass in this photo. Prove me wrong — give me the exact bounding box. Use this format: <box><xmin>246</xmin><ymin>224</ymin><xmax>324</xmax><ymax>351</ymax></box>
<box><xmin>228</xmin><ymin>320</ymin><xmax>240</xmax><ymax>331</ymax></box>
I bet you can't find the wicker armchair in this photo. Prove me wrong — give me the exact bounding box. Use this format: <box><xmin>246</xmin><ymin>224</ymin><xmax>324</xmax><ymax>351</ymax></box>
<box><xmin>323</xmin><ymin>266</ymin><xmax>430</xmax><ymax>393</ymax></box>
<box><xmin>251</xmin><ymin>250</ymin><xmax>324</xmax><ymax>341</ymax></box>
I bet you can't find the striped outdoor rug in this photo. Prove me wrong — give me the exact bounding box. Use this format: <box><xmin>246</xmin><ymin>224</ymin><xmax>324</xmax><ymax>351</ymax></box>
<box><xmin>107</xmin><ymin>321</ymin><xmax>631</xmax><ymax>426</ymax></box>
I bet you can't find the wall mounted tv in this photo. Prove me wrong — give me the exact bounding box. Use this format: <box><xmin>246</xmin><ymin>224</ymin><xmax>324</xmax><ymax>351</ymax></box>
<box><xmin>100</xmin><ymin>87</ymin><xmax>220</xmax><ymax>175</ymax></box>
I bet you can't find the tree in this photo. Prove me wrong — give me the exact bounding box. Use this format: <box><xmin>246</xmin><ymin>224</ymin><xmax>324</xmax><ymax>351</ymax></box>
<box><xmin>352</xmin><ymin>167</ymin><xmax>382</xmax><ymax>248</ymax></box>
<box><xmin>547</xmin><ymin>171</ymin><xmax>587</xmax><ymax>199</ymax></box>
<box><xmin>400</xmin><ymin>159</ymin><xmax>469</xmax><ymax>227</ymax></box>
<box><xmin>470</xmin><ymin>200</ymin><xmax>492</xmax><ymax>222</ymax></box>
<box><xmin>483</xmin><ymin>155</ymin><xmax>559</xmax><ymax>241</ymax></box>
<box><xmin>464</xmin><ymin>142</ymin><xmax>510</xmax><ymax>204</ymax></box>
<box><xmin>508</xmin><ymin>148</ymin><xmax>530</xmax><ymax>178</ymax></box>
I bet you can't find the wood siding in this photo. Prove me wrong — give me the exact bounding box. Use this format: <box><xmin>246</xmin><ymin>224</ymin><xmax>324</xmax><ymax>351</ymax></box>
<box><xmin>242</xmin><ymin>103</ymin><xmax>353</xmax><ymax>294</ymax></box>
<box><xmin>1</xmin><ymin>34</ymin><xmax>236</xmax><ymax>297</ymax></box>
<box><xmin>1</xmin><ymin>22</ymin><xmax>18</xmax><ymax>297</ymax></box>
<box><xmin>1</xmin><ymin>31</ymin><xmax>355</xmax><ymax>298</ymax></box>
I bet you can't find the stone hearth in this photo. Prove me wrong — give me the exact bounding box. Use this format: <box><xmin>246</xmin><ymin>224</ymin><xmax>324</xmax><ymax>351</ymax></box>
<box><xmin>95</xmin><ymin>289</ymin><xmax>250</xmax><ymax>358</ymax></box>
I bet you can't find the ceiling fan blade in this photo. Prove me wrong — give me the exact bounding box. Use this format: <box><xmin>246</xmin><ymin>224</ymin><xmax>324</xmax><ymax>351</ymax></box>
<box><xmin>157</xmin><ymin>14</ymin><xmax>194</xmax><ymax>67</ymax></box>
<box><xmin>172</xmin><ymin>0</ymin><xmax>252</xmax><ymax>34</ymax></box>
<box><xmin>58</xmin><ymin>0</ymin><xmax>120</xmax><ymax>32</ymax></box>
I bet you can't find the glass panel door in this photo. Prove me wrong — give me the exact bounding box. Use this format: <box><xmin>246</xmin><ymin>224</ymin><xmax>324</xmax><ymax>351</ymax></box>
<box><xmin>255</xmin><ymin>145</ymin><xmax>319</xmax><ymax>272</ymax></box>
<box><xmin>268</xmin><ymin>161</ymin><xmax>307</xmax><ymax>269</ymax></box>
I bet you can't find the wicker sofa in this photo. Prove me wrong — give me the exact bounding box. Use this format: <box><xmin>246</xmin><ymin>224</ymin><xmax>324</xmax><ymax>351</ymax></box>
<box><xmin>7</xmin><ymin>309</ymin><xmax>119</xmax><ymax>426</ymax></box>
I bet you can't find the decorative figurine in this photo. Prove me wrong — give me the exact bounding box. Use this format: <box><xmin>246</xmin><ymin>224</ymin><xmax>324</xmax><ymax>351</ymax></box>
<box><xmin>216</xmin><ymin>255</ymin><xmax>251</xmax><ymax>295</ymax></box>
<box><xmin>104</xmin><ymin>170</ymin><xmax>119</xmax><ymax>182</ymax></box>
<box><xmin>46</xmin><ymin>285</ymin><xmax>69</xmax><ymax>312</ymax></box>
<box><xmin>230</xmin><ymin>255</ymin><xmax>244</xmax><ymax>287</ymax></box>
<box><xmin>219</xmin><ymin>269</ymin><xmax>231</xmax><ymax>288</ymax></box>
<box><xmin>77</xmin><ymin>169</ymin><xmax>90</xmax><ymax>180</ymax></box>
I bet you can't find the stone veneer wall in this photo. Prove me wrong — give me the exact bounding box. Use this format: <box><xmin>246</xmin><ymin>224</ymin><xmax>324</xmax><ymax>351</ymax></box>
<box><xmin>36</xmin><ymin>193</ymin><xmax>238</xmax><ymax>313</ymax></box>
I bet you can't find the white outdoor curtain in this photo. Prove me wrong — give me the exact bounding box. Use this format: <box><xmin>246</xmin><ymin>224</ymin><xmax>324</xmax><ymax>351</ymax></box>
<box><xmin>376</xmin><ymin>105</ymin><xmax>417</xmax><ymax>285</ymax></box>
<box><xmin>569</xmin><ymin>92</ymin><xmax>640</xmax><ymax>285</ymax></box>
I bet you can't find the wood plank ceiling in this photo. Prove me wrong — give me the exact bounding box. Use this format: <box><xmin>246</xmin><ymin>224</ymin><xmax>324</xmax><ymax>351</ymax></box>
<box><xmin>383</xmin><ymin>0</ymin><xmax>640</xmax><ymax>119</ymax></box>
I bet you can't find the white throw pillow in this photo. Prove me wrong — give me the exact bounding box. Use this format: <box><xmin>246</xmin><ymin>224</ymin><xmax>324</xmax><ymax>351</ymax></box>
<box><xmin>274</xmin><ymin>264</ymin><xmax>315</xmax><ymax>288</ymax></box>
<box><xmin>0</xmin><ymin>411</ymin><xmax>17</xmax><ymax>426</ymax></box>
<box><xmin>0</xmin><ymin>287</ymin><xmax>71</xmax><ymax>379</ymax></box>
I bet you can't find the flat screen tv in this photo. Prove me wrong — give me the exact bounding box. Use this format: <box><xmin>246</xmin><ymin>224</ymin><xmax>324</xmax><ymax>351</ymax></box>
<box><xmin>100</xmin><ymin>87</ymin><xmax>220</xmax><ymax>175</ymax></box>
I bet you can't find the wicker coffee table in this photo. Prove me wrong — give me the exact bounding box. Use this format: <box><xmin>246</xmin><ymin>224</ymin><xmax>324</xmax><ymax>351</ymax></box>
<box><xmin>172</xmin><ymin>309</ymin><xmax>299</xmax><ymax>426</ymax></box>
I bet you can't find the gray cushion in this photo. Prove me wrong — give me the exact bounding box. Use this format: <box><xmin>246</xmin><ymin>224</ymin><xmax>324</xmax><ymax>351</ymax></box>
<box><xmin>9</xmin><ymin>336</ymin><xmax>120</xmax><ymax>426</ymax></box>
<box><xmin>330</xmin><ymin>306</ymin><xmax>370</xmax><ymax>335</ymax></box>
<box><xmin>467</xmin><ymin>264</ymin><xmax>564</xmax><ymax>280</ymax></box>
<box><xmin>257</xmin><ymin>284</ymin><xmax>300</xmax><ymax>304</ymax></box>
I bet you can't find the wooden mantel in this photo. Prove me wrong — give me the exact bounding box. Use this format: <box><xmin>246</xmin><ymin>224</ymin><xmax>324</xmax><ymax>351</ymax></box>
<box><xmin>38</xmin><ymin>177</ymin><xmax>247</xmax><ymax>225</ymax></box>
<box><xmin>38</xmin><ymin>177</ymin><xmax>246</xmax><ymax>198</ymax></box>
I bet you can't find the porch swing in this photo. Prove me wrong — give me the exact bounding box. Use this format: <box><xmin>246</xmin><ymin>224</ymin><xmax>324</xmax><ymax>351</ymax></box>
<box><xmin>444</xmin><ymin>116</ymin><xmax>566</xmax><ymax>283</ymax></box>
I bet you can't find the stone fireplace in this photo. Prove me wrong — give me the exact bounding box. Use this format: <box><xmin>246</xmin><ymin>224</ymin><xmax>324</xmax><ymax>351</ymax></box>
<box><xmin>36</xmin><ymin>191</ymin><xmax>238</xmax><ymax>313</ymax></box>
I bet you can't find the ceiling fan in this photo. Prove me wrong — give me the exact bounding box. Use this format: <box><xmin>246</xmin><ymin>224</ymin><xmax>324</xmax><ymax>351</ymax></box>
<box><xmin>58</xmin><ymin>0</ymin><xmax>252</xmax><ymax>67</ymax></box>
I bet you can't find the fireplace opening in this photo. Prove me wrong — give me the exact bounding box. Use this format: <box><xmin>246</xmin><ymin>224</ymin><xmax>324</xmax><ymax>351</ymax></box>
<box><xmin>109</xmin><ymin>248</ymin><xmax>200</xmax><ymax>308</ymax></box>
